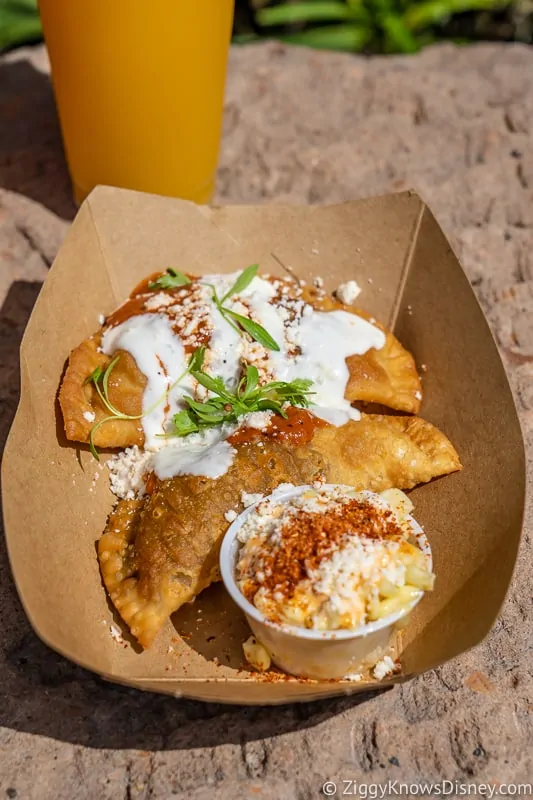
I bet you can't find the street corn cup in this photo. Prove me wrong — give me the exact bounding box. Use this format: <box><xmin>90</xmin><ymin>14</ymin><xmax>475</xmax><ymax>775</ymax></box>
<box><xmin>220</xmin><ymin>484</ymin><xmax>433</xmax><ymax>680</ymax></box>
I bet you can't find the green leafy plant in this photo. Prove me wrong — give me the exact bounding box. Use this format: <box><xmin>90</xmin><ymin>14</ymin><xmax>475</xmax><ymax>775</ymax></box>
<box><xmin>0</xmin><ymin>0</ymin><xmax>41</xmax><ymax>51</ymax></box>
<box><xmin>239</xmin><ymin>0</ymin><xmax>517</xmax><ymax>53</ymax></box>
<box><xmin>169</xmin><ymin>346</ymin><xmax>314</xmax><ymax>437</ymax></box>
<box><xmin>0</xmin><ymin>0</ymin><xmax>528</xmax><ymax>59</ymax></box>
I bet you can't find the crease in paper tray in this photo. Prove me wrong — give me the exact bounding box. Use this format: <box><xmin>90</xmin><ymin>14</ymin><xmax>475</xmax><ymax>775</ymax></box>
<box><xmin>1</xmin><ymin>186</ymin><xmax>525</xmax><ymax>704</ymax></box>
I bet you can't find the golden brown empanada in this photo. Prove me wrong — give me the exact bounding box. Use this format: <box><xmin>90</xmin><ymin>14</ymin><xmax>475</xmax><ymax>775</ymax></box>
<box><xmin>99</xmin><ymin>440</ymin><xmax>326</xmax><ymax>648</ymax></box>
<box><xmin>59</xmin><ymin>338</ymin><xmax>145</xmax><ymax>448</ymax></box>
<box><xmin>311</xmin><ymin>414</ymin><xmax>461</xmax><ymax>491</ymax></box>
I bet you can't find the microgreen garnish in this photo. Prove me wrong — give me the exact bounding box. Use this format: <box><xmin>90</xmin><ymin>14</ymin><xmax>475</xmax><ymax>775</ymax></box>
<box><xmin>148</xmin><ymin>268</ymin><xmax>191</xmax><ymax>290</ymax></box>
<box><xmin>220</xmin><ymin>263</ymin><xmax>259</xmax><ymax>303</ymax></box>
<box><xmin>204</xmin><ymin>264</ymin><xmax>281</xmax><ymax>352</ymax></box>
<box><xmin>148</xmin><ymin>264</ymin><xmax>279</xmax><ymax>350</ymax></box>
<box><xmin>168</xmin><ymin>351</ymin><xmax>314</xmax><ymax>437</ymax></box>
<box><xmin>84</xmin><ymin>350</ymin><xmax>198</xmax><ymax>460</ymax></box>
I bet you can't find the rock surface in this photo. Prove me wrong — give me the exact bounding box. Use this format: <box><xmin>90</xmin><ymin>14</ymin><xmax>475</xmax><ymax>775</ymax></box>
<box><xmin>1</xmin><ymin>41</ymin><xmax>533</xmax><ymax>799</ymax></box>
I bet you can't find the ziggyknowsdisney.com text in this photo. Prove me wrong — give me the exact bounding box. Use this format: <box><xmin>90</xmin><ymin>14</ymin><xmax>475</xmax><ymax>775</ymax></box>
<box><xmin>321</xmin><ymin>780</ymin><xmax>533</xmax><ymax>797</ymax></box>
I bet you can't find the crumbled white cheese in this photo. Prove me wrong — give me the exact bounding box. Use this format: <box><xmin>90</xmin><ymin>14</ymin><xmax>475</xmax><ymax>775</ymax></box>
<box><xmin>144</xmin><ymin>292</ymin><xmax>177</xmax><ymax>310</ymax></box>
<box><xmin>109</xmin><ymin>624</ymin><xmax>124</xmax><ymax>644</ymax></box>
<box><xmin>83</xmin><ymin>410</ymin><xmax>96</xmax><ymax>423</ymax></box>
<box><xmin>238</xmin><ymin>410</ymin><xmax>274</xmax><ymax>431</ymax></box>
<box><xmin>107</xmin><ymin>445</ymin><xmax>154</xmax><ymax>500</ymax></box>
<box><xmin>373</xmin><ymin>655</ymin><xmax>396</xmax><ymax>680</ymax></box>
<box><xmin>336</xmin><ymin>280</ymin><xmax>362</xmax><ymax>305</ymax></box>
<box><xmin>415</xmin><ymin>390</ymin><xmax>422</xmax><ymax>400</ymax></box>
<box><xmin>98</xmin><ymin>313</ymin><xmax>105</xmax><ymax>326</ymax></box>
<box><xmin>224</xmin><ymin>509</ymin><xmax>238</xmax><ymax>523</ymax></box>
<box><xmin>241</xmin><ymin>491</ymin><xmax>265</xmax><ymax>508</ymax></box>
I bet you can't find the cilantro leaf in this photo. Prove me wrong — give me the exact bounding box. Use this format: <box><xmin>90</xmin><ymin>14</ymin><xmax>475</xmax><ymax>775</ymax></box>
<box><xmin>148</xmin><ymin>268</ymin><xmax>191</xmax><ymax>290</ymax></box>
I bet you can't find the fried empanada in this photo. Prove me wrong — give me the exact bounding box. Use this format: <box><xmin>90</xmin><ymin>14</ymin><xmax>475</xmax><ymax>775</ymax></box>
<box><xmin>99</xmin><ymin>440</ymin><xmax>327</xmax><ymax>648</ymax></box>
<box><xmin>100</xmin><ymin>415</ymin><xmax>460</xmax><ymax>648</ymax></box>
<box><xmin>59</xmin><ymin>338</ymin><xmax>145</xmax><ymax>448</ymax></box>
<box><xmin>311</xmin><ymin>414</ymin><xmax>461</xmax><ymax>491</ymax></box>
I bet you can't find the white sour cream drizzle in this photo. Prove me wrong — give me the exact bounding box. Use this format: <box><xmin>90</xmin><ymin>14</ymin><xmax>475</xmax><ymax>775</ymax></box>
<box><xmin>101</xmin><ymin>272</ymin><xmax>385</xmax><ymax>484</ymax></box>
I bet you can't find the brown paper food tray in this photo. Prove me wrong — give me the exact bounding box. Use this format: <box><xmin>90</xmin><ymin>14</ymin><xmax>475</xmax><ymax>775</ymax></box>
<box><xmin>1</xmin><ymin>187</ymin><xmax>525</xmax><ymax>705</ymax></box>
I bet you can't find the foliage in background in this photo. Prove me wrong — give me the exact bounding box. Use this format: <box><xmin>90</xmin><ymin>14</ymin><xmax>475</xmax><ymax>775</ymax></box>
<box><xmin>235</xmin><ymin>0</ymin><xmax>532</xmax><ymax>51</ymax></box>
<box><xmin>0</xmin><ymin>0</ymin><xmax>531</xmax><ymax>54</ymax></box>
<box><xmin>0</xmin><ymin>0</ymin><xmax>41</xmax><ymax>50</ymax></box>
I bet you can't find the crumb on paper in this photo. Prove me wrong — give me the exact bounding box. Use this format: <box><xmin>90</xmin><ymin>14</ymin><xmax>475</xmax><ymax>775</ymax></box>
<box><xmin>373</xmin><ymin>655</ymin><xmax>395</xmax><ymax>680</ymax></box>
<box><xmin>313</xmin><ymin>276</ymin><xmax>324</xmax><ymax>289</ymax></box>
<box><xmin>243</xmin><ymin>635</ymin><xmax>271</xmax><ymax>672</ymax></box>
<box><xmin>311</xmin><ymin>248</ymin><xmax>319</xmax><ymax>255</ymax></box>
<box><xmin>344</xmin><ymin>672</ymin><xmax>363</xmax><ymax>682</ymax></box>
<box><xmin>83</xmin><ymin>410</ymin><xmax>96</xmax><ymax>423</ymax></box>
<box><xmin>224</xmin><ymin>509</ymin><xmax>238</xmax><ymax>523</ymax></box>
<box><xmin>98</xmin><ymin>313</ymin><xmax>105</xmax><ymax>326</ymax></box>
<box><xmin>336</xmin><ymin>280</ymin><xmax>362</xmax><ymax>305</ymax></box>
<box><xmin>420</xmin><ymin>363</ymin><xmax>427</xmax><ymax>373</ymax></box>
<box><xmin>367</xmin><ymin>278</ymin><xmax>373</xmax><ymax>284</ymax></box>
<box><xmin>109</xmin><ymin>624</ymin><xmax>124</xmax><ymax>644</ymax></box>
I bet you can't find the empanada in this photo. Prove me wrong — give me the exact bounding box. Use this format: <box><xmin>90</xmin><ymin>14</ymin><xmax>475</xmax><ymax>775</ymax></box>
<box><xmin>99</xmin><ymin>440</ymin><xmax>326</xmax><ymax>648</ymax></box>
<box><xmin>310</xmin><ymin>414</ymin><xmax>461</xmax><ymax>491</ymax></box>
<box><xmin>59</xmin><ymin>338</ymin><xmax>145</xmax><ymax>448</ymax></box>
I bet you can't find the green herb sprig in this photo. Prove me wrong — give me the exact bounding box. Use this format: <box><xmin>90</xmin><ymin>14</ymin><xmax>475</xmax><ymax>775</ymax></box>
<box><xmin>148</xmin><ymin>268</ymin><xmax>191</xmax><ymax>290</ymax></box>
<box><xmin>205</xmin><ymin>263</ymin><xmax>280</xmax><ymax>351</ymax></box>
<box><xmin>169</xmin><ymin>347</ymin><xmax>314</xmax><ymax>437</ymax></box>
<box><xmin>148</xmin><ymin>264</ymin><xmax>280</xmax><ymax>351</ymax></box>
<box><xmin>84</xmin><ymin>349</ymin><xmax>201</xmax><ymax>460</ymax></box>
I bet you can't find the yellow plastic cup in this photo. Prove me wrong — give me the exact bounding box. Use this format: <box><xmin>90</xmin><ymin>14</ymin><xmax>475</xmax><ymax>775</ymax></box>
<box><xmin>38</xmin><ymin>0</ymin><xmax>235</xmax><ymax>205</ymax></box>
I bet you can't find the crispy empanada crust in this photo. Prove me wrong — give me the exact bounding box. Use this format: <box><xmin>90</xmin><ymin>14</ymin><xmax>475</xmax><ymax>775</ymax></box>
<box><xmin>99</xmin><ymin>441</ymin><xmax>327</xmax><ymax>648</ymax></box>
<box><xmin>59</xmin><ymin>338</ymin><xmax>146</xmax><ymax>448</ymax></box>
<box><xmin>100</xmin><ymin>415</ymin><xmax>460</xmax><ymax>648</ymax></box>
<box><xmin>310</xmin><ymin>414</ymin><xmax>461</xmax><ymax>492</ymax></box>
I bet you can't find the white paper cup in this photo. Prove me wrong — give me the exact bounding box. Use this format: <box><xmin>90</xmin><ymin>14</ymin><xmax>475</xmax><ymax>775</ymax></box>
<box><xmin>219</xmin><ymin>484</ymin><xmax>432</xmax><ymax>680</ymax></box>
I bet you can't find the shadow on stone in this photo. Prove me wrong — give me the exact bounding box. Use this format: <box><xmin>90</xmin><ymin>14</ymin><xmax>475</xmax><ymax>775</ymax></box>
<box><xmin>0</xmin><ymin>280</ymin><xmax>382</xmax><ymax>751</ymax></box>
<box><xmin>0</xmin><ymin>58</ymin><xmax>76</xmax><ymax>220</ymax></box>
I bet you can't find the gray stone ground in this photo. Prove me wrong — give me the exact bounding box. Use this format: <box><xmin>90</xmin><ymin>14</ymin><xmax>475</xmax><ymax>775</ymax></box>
<box><xmin>1</xmin><ymin>41</ymin><xmax>532</xmax><ymax>799</ymax></box>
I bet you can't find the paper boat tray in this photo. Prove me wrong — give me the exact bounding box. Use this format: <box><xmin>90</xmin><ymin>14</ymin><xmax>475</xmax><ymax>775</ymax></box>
<box><xmin>1</xmin><ymin>187</ymin><xmax>525</xmax><ymax>704</ymax></box>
